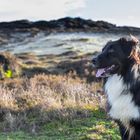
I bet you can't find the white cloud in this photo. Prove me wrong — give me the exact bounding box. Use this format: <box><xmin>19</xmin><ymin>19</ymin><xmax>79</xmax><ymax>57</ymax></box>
<box><xmin>0</xmin><ymin>0</ymin><xmax>86</xmax><ymax>21</ymax></box>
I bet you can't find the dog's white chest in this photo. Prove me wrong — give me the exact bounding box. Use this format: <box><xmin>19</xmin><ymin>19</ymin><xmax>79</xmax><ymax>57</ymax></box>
<box><xmin>105</xmin><ymin>74</ymin><xmax>140</xmax><ymax>123</ymax></box>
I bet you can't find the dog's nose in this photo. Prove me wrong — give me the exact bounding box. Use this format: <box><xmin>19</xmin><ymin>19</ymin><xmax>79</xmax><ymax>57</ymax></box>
<box><xmin>92</xmin><ymin>58</ymin><xmax>97</xmax><ymax>65</ymax></box>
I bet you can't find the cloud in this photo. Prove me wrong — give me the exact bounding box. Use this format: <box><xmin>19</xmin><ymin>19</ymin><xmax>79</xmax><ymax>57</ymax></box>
<box><xmin>0</xmin><ymin>0</ymin><xmax>86</xmax><ymax>21</ymax></box>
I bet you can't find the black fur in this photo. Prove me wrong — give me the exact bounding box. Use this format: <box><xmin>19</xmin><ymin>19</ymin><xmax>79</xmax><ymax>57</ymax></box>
<box><xmin>92</xmin><ymin>36</ymin><xmax>140</xmax><ymax>140</ymax></box>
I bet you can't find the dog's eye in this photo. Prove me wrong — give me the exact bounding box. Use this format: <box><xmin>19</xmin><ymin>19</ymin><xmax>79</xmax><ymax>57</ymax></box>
<box><xmin>106</xmin><ymin>49</ymin><xmax>116</xmax><ymax>57</ymax></box>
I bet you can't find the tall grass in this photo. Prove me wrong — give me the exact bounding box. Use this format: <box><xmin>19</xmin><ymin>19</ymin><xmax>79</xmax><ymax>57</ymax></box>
<box><xmin>0</xmin><ymin>74</ymin><xmax>104</xmax><ymax>133</ymax></box>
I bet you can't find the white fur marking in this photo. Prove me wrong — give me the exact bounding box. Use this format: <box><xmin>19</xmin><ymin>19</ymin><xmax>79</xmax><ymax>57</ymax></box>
<box><xmin>105</xmin><ymin>74</ymin><xmax>140</xmax><ymax>125</ymax></box>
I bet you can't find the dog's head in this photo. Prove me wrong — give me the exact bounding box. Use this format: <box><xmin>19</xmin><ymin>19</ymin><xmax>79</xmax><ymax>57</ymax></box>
<box><xmin>92</xmin><ymin>35</ymin><xmax>140</xmax><ymax>77</ymax></box>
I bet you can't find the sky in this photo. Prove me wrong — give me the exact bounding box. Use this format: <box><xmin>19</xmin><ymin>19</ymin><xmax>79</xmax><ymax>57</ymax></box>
<box><xmin>0</xmin><ymin>0</ymin><xmax>140</xmax><ymax>27</ymax></box>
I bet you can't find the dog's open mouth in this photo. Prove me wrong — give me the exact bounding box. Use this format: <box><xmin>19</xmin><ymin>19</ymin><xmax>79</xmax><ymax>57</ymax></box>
<box><xmin>96</xmin><ymin>64</ymin><xmax>118</xmax><ymax>77</ymax></box>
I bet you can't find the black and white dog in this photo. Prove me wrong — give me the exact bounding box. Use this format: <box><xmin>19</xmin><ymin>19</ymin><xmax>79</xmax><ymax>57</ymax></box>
<box><xmin>92</xmin><ymin>35</ymin><xmax>140</xmax><ymax>140</ymax></box>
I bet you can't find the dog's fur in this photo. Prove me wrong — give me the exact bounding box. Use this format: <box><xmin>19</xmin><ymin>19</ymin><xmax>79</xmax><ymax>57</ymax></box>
<box><xmin>92</xmin><ymin>36</ymin><xmax>140</xmax><ymax>140</ymax></box>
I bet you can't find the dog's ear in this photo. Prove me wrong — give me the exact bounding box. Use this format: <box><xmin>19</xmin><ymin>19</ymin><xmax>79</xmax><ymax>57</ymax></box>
<box><xmin>120</xmin><ymin>36</ymin><xmax>139</xmax><ymax>57</ymax></box>
<box><xmin>130</xmin><ymin>34</ymin><xmax>139</xmax><ymax>46</ymax></box>
<box><xmin>119</xmin><ymin>35</ymin><xmax>139</xmax><ymax>46</ymax></box>
<box><xmin>120</xmin><ymin>37</ymin><xmax>133</xmax><ymax>56</ymax></box>
<box><xmin>129</xmin><ymin>35</ymin><xmax>140</xmax><ymax>64</ymax></box>
<box><xmin>130</xmin><ymin>46</ymin><xmax>140</xmax><ymax>64</ymax></box>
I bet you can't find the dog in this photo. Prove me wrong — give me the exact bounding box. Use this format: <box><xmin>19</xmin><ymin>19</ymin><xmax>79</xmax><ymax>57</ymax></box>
<box><xmin>92</xmin><ymin>35</ymin><xmax>140</xmax><ymax>140</ymax></box>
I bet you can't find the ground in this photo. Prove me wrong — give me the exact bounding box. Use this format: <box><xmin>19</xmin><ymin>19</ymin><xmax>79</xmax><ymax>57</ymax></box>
<box><xmin>0</xmin><ymin>109</ymin><xmax>121</xmax><ymax>140</ymax></box>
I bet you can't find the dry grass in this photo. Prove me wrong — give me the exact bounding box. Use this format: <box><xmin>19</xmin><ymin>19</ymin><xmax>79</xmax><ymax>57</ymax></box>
<box><xmin>0</xmin><ymin>74</ymin><xmax>104</xmax><ymax>133</ymax></box>
<box><xmin>0</xmin><ymin>53</ymin><xmax>121</xmax><ymax>139</ymax></box>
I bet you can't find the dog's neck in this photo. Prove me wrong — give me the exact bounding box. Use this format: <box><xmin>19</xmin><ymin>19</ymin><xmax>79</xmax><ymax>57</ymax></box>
<box><xmin>118</xmin><ymin>60</ymin><xmax>140</xmax><ymax>107</ymax></box>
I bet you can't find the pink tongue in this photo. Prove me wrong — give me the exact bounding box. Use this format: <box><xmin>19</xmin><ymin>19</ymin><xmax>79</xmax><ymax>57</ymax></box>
<box><xmin>96</xmin><ymin>68</ymin><xmax>105</xmax><ymax>77</ymax></box>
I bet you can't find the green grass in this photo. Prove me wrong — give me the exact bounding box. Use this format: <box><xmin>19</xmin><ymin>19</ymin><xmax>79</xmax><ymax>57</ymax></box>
<box><xmin>0</xmin><ymin>109</ymin><xmax>121</xmax><ymax>140</ymax></box>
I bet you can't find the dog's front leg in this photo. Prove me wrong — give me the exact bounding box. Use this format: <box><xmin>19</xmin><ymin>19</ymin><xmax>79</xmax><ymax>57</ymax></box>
<box><xmin>118</xmin><ymin>123</ymin><xmax>129</xmax><ymax>140</ymax></box>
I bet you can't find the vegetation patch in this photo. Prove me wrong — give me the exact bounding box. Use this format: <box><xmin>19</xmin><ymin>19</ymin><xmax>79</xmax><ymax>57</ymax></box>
<box><xmin>0</xmin><ymin>74</ymin><xmax>121</xmax><ymax>139</ymax></box>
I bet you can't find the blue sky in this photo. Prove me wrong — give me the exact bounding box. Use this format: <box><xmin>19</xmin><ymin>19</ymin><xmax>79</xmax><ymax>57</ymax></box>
<box><xmin>0</xmin><ymin>0</ymin><xmax>140</xmax><ymax>27</ymax></box>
